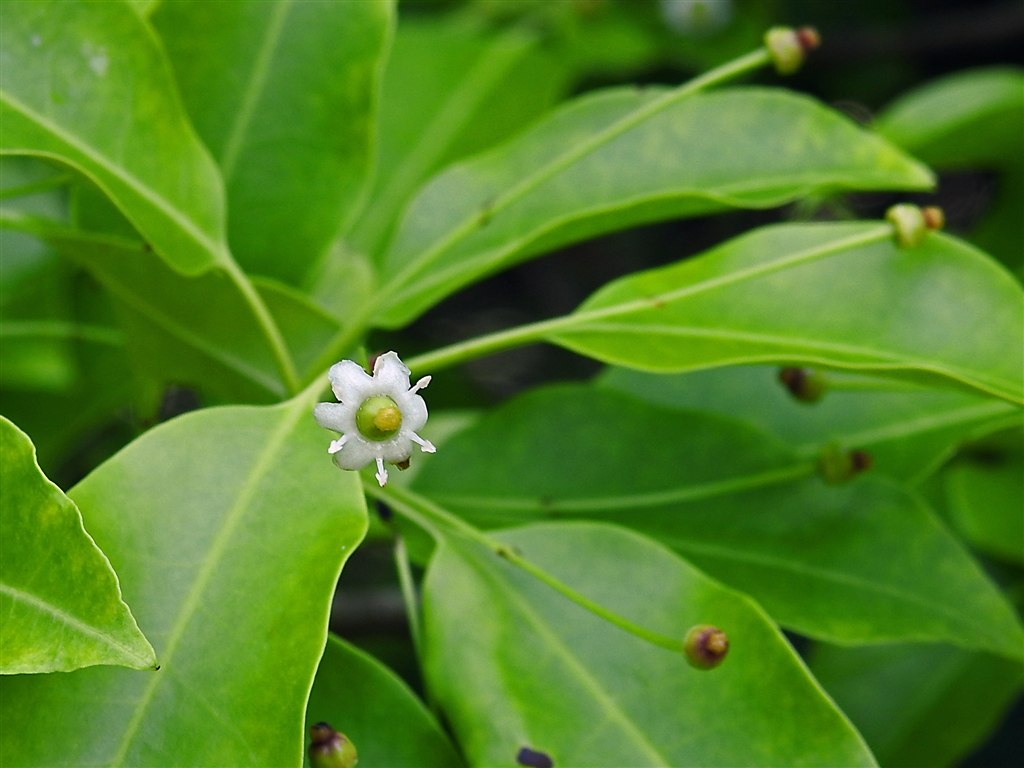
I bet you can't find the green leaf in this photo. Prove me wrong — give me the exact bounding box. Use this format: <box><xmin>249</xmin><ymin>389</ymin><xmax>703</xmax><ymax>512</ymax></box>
<box><xmin>810</xmin><ymin>643</ymin><xmax>1024</xmax><ymax>768</ymax></box>
<box><xmin>945</xmin><ymin>438</ymin><xmax>1024</xmax><ymax>565</ymax></box>
<box><xmin>412</xmin><ymin>384</ymin><xmax>1024</xmax><ymax>654</ymax></box>
<box><xmin>423</xmin><ymin>521</ymin><xmax>876</xmax><ymax>767</ymax></box>
<box><xmin>0</xmin><ymin>0</ymin><xmax>229</xmax><ymax>275</ymax></box>
<box><xmin>345</xmin><ymin>14</ymin><xmax>569</xmax><ymax>260</ymax></box>
<box><xmin>126</xmin><ymin>0</ymin><xmax>160</xmax><ymax>17</ymax></box>
<box><xmin>0</xmin><ymin>416</ymin><xmax>154</xmax><ymax>674</ymax></box>
<box><xmin>876</xmin><ymin>67</ymin><xmax>1024</xmax><ymax>169</ymax></box>
<box><xmin>549</xmin><ymin>223</ymin><xmax>1024</xmax><ymax>404</ymax></box>
<box><xmin>876</xmin><ymin>68</ymin><xmax>1024</xmax><ymax>275</ymax></box>
<box><xmin>304</xmin><ymin>634</ymin><xmax>463</xmax><ymax>768</ymax></box>
<box><xmin>153</xmin><ymin>0</ymin><xmax>394</xmax><ymax>284</ymax></box>
<box><xmin>599</xmin><ymin>365</ymin><xmax>1022</xmax><ymax>483</ymax></box>
<box><xmin>0</xmin><ymin>395</ymin><xmax>367</xmax><ymax>766</ymax></box>
<box><xmin>373</xmin><ymin>87</ymin><xmax>933</xmax><ymax>326</ymax></box>
<box><xmin>1</xmin><ymin>211</ymin><xmax>340</xmax><ymax>404</ymax></box>
<box><xmin>0</xmin><ymin>157</ymin><xmax>77</xmax><ymax>391</ymax></box>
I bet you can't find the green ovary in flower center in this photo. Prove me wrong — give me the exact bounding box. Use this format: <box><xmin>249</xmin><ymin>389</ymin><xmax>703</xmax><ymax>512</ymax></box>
<box><xmin>356</xmin><ymin>396</ymin><xmax>403</xmax><ymax>441</ymax></box>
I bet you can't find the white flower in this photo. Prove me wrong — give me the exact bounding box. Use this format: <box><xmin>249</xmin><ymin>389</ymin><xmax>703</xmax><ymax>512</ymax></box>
<box><xmin>313</xmin><ymin>351</ymin><xmax>435</xmax><ymax>486</ymax></box>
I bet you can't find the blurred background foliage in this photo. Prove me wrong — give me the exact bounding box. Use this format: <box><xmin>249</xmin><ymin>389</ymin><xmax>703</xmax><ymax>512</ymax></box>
<box><xmin>1</xmin><ymin>1</ymin><xmax>1021</xmax><ymax>764</ymax></box>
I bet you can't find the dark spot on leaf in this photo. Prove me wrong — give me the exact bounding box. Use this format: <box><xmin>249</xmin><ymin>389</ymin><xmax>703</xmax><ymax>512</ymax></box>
<box><xmin>517</xmin><ymin>746</ymin><xmax>554</xmax><ymax>768</ymax></box>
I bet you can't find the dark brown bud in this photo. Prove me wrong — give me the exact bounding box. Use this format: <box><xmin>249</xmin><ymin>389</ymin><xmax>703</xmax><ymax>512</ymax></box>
<box><xmin>393</xmin><ymin>458</ymin><xmax>411</xmax><ymax>471</ymax></box>
<box><xmin>684</xmin><ymin>624</ymin><xmax>729</xmax><ymax>670</ymax></box>
<box><xmin>309</xmin><ymin>722</ymin><xmax>358</xmax><ymax>768</ymax></box>
<box><xmin>796</xmin><ymin>26</ymin><xmax>821</xmax><ymax>52</ymax></box>
<box><xmin>778</xmin><ymin>367</ymin><xmax>827</xmax><ymax>403</ymax></box>
<box><xmin>517</xmin><ymin>746</ymin><xmax>555</xmax><ymax>768</ymax></box>
<box><xmin>850</xmin><ymin>450</ymin><xmax>873</xmax><ymax>472</ymax></box>
<box><xmin>818</xmin><ymin>444</ymin><xmax>873</xmax><ymax>484</ymax></box>
<box><xmin>922</xmin><ymin>206</ymin><xmax>945</xmax><ymax>231</ymax></box>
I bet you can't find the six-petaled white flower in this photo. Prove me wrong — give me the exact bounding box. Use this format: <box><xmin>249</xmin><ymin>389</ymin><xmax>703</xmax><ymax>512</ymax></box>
<box><xmin>313</xmin><ymin>352</ymin><xmax>435</xmax><ymax>486</ymax></box>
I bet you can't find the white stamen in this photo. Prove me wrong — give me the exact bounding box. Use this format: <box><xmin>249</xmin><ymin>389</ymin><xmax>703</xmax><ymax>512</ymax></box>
<box><xmin>375</xmin><ymin>457</ymin><xmax>389</xmax><ymax>486</ymax></box>
<box><xmin>328</xmin><ymin>435</ymin><xmax>348</xmax><ymax>454</ymax></box>
<box><xmin>411</xmin><ymin>375</ymin><xmax>432</xmax><ymax>394</ymax></box>
<box><xmin>410</xmin><ymin>433</ymin><xmax>436</xmax><ymax>453</ymax></box>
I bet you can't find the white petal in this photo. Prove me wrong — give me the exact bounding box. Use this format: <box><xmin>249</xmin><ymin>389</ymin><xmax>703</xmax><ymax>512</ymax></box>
<box><xmin>313</xmin><ymin>402</ymin><xmax>349</xmax><ymax>433</ymax></box>
<box><xmin>380</xmin><ymin>436</ymin><xmax>415</xmax><ymax>463</ymax></box>
<box><xmin>372</xmin><ymin>351</ymin><xmax>411</xmax><ymax>395</ymax></box>
<box><xmin>393</xmin><ymin>391</ymin><xmax>428</xmax><ymax>433</ymax></box>
<box><xmin>375</xmin><ymin>457</ymin><xmax>389</xmax><ymax>486</ymax></box>
<box><xmin>328</xmin><ymin>360</ymin><xmax>374</xmax><ymax>403</ymax></box>
<box><xmin>332</xmin><ymin>436</ymin><xmax>377</xmax><ymax>471</ymax></box>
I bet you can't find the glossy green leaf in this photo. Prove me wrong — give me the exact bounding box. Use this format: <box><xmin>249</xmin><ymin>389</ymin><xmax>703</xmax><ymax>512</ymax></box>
<box><xmin>550</xmin><ymin>223</ymin><xmax>1024</xmax><ymax>404</ymax></box>
<box><xmin>1</xmin><ymin>211</ymin><xmax>340</xmax><ymax>404</ymax></box>
<box><xmin>0</xmin><ymin>223</ymin><xmax>155</xmax><ymax>475</ymax></box>
<box><xmin>876</xmin><ymin>68</ymin><xmax>1024</xmax><ymax>275</ymax></box>
<box><xmin>153</xmin><ymin>0</ymin><xmax>393</xmax><ymax>284</ymax></box>
<box><xmin>945</xmin><ymin>444</ymin><xmax>1024</xmax><ymax>565</ymax></box>
<box><xmin>304</xmin><ymin>634</ymin><xmax>463</xmax><ymax>768</ymax></box>
<box><xmin>345</xmin><ymin>14</ymin><xmax>569</xmax><ymax>260</ymax></box>
<box><xmin>1</xmin><ymin>157</ymin><xmax>77</xmax><ymax>391</ymax></box>
<box><xmin>810</xmin><ymin>643</ymin><xmax>1024</xmax><ymax>768</ymax></box>
<box><xmin>0</xmin><ymin>0</ymin><xmax>229</xmax><ymax>275</ymax></box>
<box><xmin>600</xmin><ymin>365</ymin><xmax>1022</xmax><ymax>483</ymax></box>
<box><xmin>0</xmin><ymin>416</ymin><xmax>154</xmax><ymax>674</ymax></box>
<box><xmin>373</xmin><ymin>87</ymin><xmax>933</xmax><ymax>325</ymax></box>
<box><xmin>413</xmin><ymin>385</ymin><xmax>1024</xmax><ymax>654</ymax></box>
<box><xmin>876</xmin><ymin>67</ymin><xmax>1024</xmax><ymax>169</ymax></box>
<box><xmin>0</xmin><ymin>395</ymin><xmax>367</xmax><ymax>766</ymax></box>
<box><xmin>423</xmin><ymin>521</ymin><xmax>876</xmax><ymax>767</ymax></box>
<box><xmin>126</xmin><ymin>0</ymin><xmax>160</xmax><ymax>17</ymax></box>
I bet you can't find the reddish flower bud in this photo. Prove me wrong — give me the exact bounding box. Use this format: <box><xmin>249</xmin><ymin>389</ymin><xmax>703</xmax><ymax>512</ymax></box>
<box><xmin>684</xmin><ymin>624</ymin><xmax>729</xmax><ymax>670</ymax></box>
<box><xmin>309</xmin><ymin>722</ymin><xmax>357</xmax><ymax>768</ymax></box>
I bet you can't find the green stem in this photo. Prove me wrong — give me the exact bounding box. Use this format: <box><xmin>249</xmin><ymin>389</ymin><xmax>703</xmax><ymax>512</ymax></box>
<box><xmin>393</xmin><ymin>535</ymin><xmax>424</xmax><ymax>662</ymax></box>
<box><xmin>365</xmin><ymin>481</ymin><xmax>687</xmax><ymax>654</ymax></box>
<box><xmin>404</xmin><ymin>224</ymin><xmax>893</xmax><ymax>375</ymax></box>
<box><xmin>303</xmin><ymin>46</ymin><xmax>775</xmax><ymax>381</ymax></box>
<box><xmin>0</xmin><ymin>320</ymin><xmax>123</xmax><ymax>346</ymax></box>
<box><xmin>223</xmin><ymin>259</ymin><xmax>301</xmax><ymax>396</ymax></box>
<box><xmin>0</xmin><ymin>172</ymin><xmax>73</xmax><ymax>200</ymax></box>
<box><xmin>378</xmin><ymin>47</ymin><xmax>773</xmax><ymax>306</ymax></box>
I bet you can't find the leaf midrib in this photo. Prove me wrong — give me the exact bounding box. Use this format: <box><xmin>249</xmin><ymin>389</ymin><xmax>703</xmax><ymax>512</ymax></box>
<box><xmin>0</xmin><ymin>581</ymin><xmax>150</xmax><ymax>668</ymax></box>
<box><xmin>218</xmin><ymin>0</ymin><xmax>293</xmax><ymax>183</ymax></box>
<box><xmin>381</xmin><ymin>177</ymin><xmax>888</xmax><ymax>310</ymax></box>
<box><xmin>355</xmin><ymin>25</ymin><xmax>534</xmax><ymax>252</ymax></box>
<box><xmin>426</xmin><ymin>463</ymin><xmax>811</xmax><ymax>515</ymax></box>
<box><xmin>558</xmin><ymin>322</ymin><xmax>1019</xmax><ymax>398</ymax></box>
<box><xmin>108</xmin><ymin>400</ymin><xmax>306</xmax><ymax>766</ymax></box>
<box><xmin>792</xmin><ymin>401</ymin><xmax>1018</xmax><ymax>457</ymax></box>
<box><xmin>0</xmin><ymin>89</ymin><xmax>223</xmax><ymax>263</ymax></box>
<box><xmin>459</xmin><ymin>544</ymin><xmax>672</xmax><ymax>767</ymax></box>
<box><xmin>672</xmin><ymin>539</ymin><xmax>1018</xmax><ymax>652</ymax></box>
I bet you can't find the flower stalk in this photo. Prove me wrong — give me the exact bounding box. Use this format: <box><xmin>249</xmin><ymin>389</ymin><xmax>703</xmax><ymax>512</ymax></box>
<box><xmin>366</xmin><ymin>481</ymin><xmax>699</xmax><ymax>656</ymax></box>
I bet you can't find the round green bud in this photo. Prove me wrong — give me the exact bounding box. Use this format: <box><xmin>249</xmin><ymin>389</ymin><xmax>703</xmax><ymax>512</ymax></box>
<box><xmin>818</xmin><ymin>443</ymin><xmax>873</xmax><ymax>484</ymax></box>
<box><xmin>309</xmin><ymin>722</ymin><xmax>358</xmax><ymax>768</ymax></box>
<box><xmin>684</xmin><ymin>624</ymin><xmax>729</xmax><ymax>670</ymax></box>
<box><xmin>778</xmin><ymin>367</ymin><xmax>827</xmax><ymax>403</ymax></box>
<box><xmin>765</xmin><ymin>27</ymin><xmax>803</xmax><ymax>75</ymax></box>
<box><xmin>886</xmin><ymin>204</ymin><xmax>928</xmax><ymax>248</ymax></box>
<box><xmin>356</xmin><ymin>396</ymin><xmax>402</xmax><ymax>442</ymax></box>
